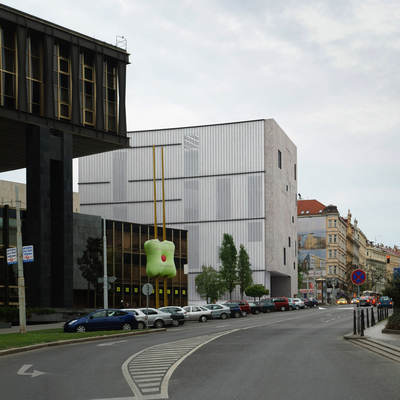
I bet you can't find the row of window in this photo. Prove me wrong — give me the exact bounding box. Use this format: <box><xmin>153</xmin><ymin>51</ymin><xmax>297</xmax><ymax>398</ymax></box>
<box><xmin>0</xmin><ymin>26</ymin><xmax>118</xmax><ymax>132</ymax></box>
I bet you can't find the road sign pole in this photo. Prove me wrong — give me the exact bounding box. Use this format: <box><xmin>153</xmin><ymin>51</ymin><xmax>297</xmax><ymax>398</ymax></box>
<box><xmin>103</xmin><ymin>218</ymin><xmax>108</xmax><ymax>309</ymax></box>
<box><xmin>15</xmin><ymin>187</ymin><xmax>27</xmax><ymax>334</ymax></box>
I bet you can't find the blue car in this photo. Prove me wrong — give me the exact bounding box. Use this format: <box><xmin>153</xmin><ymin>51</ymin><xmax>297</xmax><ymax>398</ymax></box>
<box><xmin>378</xmin><ymin>296</ymin><xmax>393</xmax><ymax>308</ymax></box>
<box><xmin>64</xmin><ymin>309</ymin><xmax>138</xmax><ymax>332</ymax></box>
<box><xmin>223</xmin><ymin>302</ymin><xmax>242</xmax><ymax>318</ymax></box>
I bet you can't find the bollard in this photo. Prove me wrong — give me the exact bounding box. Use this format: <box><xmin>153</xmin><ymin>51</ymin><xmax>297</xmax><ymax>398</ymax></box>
<box><xmin>353</xmin><ymin>309</ymin><xmax>357</xmax><ymax>335</ymax></box>
<box><xmin>371</xmin><ymin>307</ymin><xmax>375</xmax><ymax>326</ymax></box>
<box><xmin>361</xmin><ymin>309</ymin><xmax>365</xmax><ymax>336</ymax></box>
<box><xmin>366</xmin><ymin>307</ymin><xmax>370</xmax><ymax>328</ymax></box>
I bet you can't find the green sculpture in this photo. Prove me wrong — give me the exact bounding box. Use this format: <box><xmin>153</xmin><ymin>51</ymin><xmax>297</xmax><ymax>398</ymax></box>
<box><xmin>144</xmin><ymin>239</ymin><xmax>176</xmax><ymax>278</ymax></box>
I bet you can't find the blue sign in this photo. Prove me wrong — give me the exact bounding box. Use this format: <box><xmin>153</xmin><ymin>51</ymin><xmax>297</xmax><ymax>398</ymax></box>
<box><xmin>351</xmin><ymin>269</ymin><xmax>366</xmax><ymax>285</ymax></box>
<box><xmin>23</xmin><ymin>245</ymin><xmax>34</xmax><ymax>263</ymax></box>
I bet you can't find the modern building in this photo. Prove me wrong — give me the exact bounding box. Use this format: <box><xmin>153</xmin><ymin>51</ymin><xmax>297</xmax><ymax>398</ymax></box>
<box><xmin>79</xmin><ymin>119</ymin><xmax>298</xmax><ymax>301</ymax></box>
<box><xmin>0</xmin><ymin>5</ymin><xmax>129</xmax><ymax>307</ymax></box>
<box><xmin>0</xmin><ymin>202</ymin><xmax>188</xmax><ymax>308</ymax></box>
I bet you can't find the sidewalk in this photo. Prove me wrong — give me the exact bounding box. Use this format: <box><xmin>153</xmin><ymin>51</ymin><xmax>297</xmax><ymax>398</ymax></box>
<box><xmin>0</xmin><ymin>322</ymin><xmax>65</xmax><ymax>334</ymax></box>
<box><xmin>364</xmin><ymin>320</ymin><xmax>400</xmax><ymax>349</ymax></box>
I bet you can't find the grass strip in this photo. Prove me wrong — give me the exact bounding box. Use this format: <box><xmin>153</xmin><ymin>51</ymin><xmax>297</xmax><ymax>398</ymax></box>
<box><xmin>0</xmin><ymin>328</ymin><xmax>135</xmax><ymax>350</ymax></box>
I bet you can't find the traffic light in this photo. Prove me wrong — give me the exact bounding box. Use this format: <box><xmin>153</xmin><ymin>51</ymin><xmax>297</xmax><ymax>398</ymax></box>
<box><xmin>386</xmin><ymin>255</ymin><xmax>390</xmax><ymax>264</ymax></box>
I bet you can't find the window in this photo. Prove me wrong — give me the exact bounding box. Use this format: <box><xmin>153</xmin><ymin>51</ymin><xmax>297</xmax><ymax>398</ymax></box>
<box><xmin>334</xmin><ymin>249</ymin><xmax>337</xmax><ymax>258</ymax></box>
<box><xmin>278</xmin><ymin>150</ymin><xmax>282</xmax><ymax>169</ymax></box>
<box><xmin>104</xmin><ymin>60</ymin><xmax>118</xmax><ymax>132</ymax></box>
<box><xmin>333</xmin><ymin>234</ymin><xmax>337</xmax><ymax>243</ymax></box>
<box><xmin>328</xmin><ymin>234</ymin><xmax>332</xmax><ymax>243</ymax></box>
<box><xmin>286</xmin><ymin>184</ymin><xmax>288</xmax><ymax>191</ymax></box>
<box><xmin>81</xmin><ymin>53</ymin><xmax>95</xmax><ymax>126</ymax></box>
<box><xmin>292</xmin><ymin>216</ymin><xmax>294</xmax><ymax>223</ymax></box>
<box><xmin>0</xmin><ymin>27</ymin><xmax>17</xmax><ymax>109</ymax></box>
<box><xmin>55</xmin><ymin>43</ymin><xmax>71</xmax><ymax>119</ymax></box>
<box><xmin>334</xmin><ymin>219</ymin><xmax>337</xmax><ymax>227</ymax></box>
<box><xmin>294</xmin><ymin>164</ymin><xmax>297</xmax><ymax>180</ymax></box>
<box><xmin>293</xmin><ymin>262</ymin><xmax>296</xmax><ymax>270</ymax></box>
<box><xmin>328</xmin><ymin>220</ymin><xmax>332</xmax><ymax>228</ymax></box>
<box><xmin>26</xmin><ymin>35</ymin><xmax>43</xmax><ymax>115</ymax></box>
<box><xmin>328</xmin><ymin>249</ymin><xmax>332</xmax><ymax>258</ymax></box>
<box><xmin>334</xmin><ymin>266</ymin><xmax>337</xmax><ymax>275</ymax></box>
<box><xmin>288</xmin><ymin>237</ymin><xmax>291</xmax><ymax>247</ymax></box>
<box><xmin>283</xmin><ymin>247</ymin><xmax>286</xmax><ymax>265</ymax></box>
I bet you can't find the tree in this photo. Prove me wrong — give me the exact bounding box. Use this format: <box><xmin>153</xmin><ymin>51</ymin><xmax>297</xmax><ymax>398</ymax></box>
<box><xmin>237</xmin><ymin>244</ymin><xmax>252</xmax><ymax>298</ymax></box>
<box><xmin>195</xmin><ymin>265</ymin><xmax>225</xmax><ymax>303</ymax></box>
<box><xmin>77</xmin><ymin>237</ymin><xmax>103</xmax><ymax>307</ymax></box>
<box><xmin>219</xmin><ymin>233</ymin><xmax>238</xmax><ymax>300</ymax></box>
<box><xmin>245</xmin><ymin>284</ymin><xmax>269</xmax><ymax>301</ymax></box>
<box><xmin>383</xmin><ymin>276</ymin><xmax>400</xmax><ymax>315</ymax></box>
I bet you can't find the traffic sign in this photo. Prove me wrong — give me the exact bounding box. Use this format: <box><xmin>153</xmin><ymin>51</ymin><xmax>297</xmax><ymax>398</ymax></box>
<box><xmin>6</xmin><ymin>247</ymin><xmax>17</xmax><ymax>265</ymax></box>
<box><xmin>23</xmin><ymin>245</ymin><xmax>34</xmax><ymax>263</ymax></box>
<box><xmin>142</xmin><ymin>283</ymin><xmax>154</xmax><ymax>296</ymax></box>
<box><xmin>351</xmin><ymin>269</ymin><xmax>366</xmax><ymax>286</ymax></box>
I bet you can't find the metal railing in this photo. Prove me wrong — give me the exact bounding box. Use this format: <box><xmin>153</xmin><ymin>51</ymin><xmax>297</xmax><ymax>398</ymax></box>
<box><xmin>353</xmin><ymin>305</ymin><xmax>392</xmax><ymax>336</ymax></box>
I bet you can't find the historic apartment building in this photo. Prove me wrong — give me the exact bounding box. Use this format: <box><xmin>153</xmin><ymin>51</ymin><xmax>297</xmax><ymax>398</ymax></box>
<box><xmin>79</xmin><ymin>119</ymin><xmax>298</xmax><ymax>302</ymax></box>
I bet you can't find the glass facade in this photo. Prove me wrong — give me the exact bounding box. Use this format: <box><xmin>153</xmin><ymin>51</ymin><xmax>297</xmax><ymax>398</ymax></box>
<box><xmin>0</xmin><ymin>206</ymin><xmax>23</xmax><ymax>306</ymax></box>
<box><xmin>102</xmin><ymin>220</ymin><xmax>188</xmax><ymax>309</ymax></box>
<box><xmin>26</xmin><ymin>35</ymin><xmax>43</xmax><ymax>115</ymax></box>
<box><xmin>0</xmin><ymin>26</ymin><xmax>17</xmax><ymax>109</ymax></box>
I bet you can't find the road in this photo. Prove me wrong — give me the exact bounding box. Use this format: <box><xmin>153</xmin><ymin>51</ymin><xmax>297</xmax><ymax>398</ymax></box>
<box><xmin>0</xmin><ymin>306</ymin><xmax>399</xmax><ymax>400</ymax></box>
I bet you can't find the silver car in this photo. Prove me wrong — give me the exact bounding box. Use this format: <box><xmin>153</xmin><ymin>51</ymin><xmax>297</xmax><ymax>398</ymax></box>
<box><xmin>122</xmin><ymin>308</ymin><xmax>147</xmax><ymax>329</ymax></box>
<box><xmin>203</xmin><ymin>304</ymin><xmax>231</xmax><ymax>319</ymax></box>
<box><xmin>137</xmin><ymin>308</ymin><xmax>173</xmax><ymax>328</ymax></box>
<box><xmin>183</xmin><ymin>305</ymin><xmax>212</xmax><ymax>322</ymax></box>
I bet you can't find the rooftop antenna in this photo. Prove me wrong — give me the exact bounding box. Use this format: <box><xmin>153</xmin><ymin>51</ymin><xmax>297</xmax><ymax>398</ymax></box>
<box><xmin>115</xmin><ymin>35</ymin><xmax>127</xmax><ymax>50</ymax></box>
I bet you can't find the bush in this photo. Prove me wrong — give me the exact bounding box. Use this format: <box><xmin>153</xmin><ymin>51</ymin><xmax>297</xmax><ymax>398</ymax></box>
<box><xmin>386</xmin><ymin>313</ymin><xmax>400</xmax><ymax>330</ymax></box>
<box><xmin>0</xmin><ymin>307</ymin><xmax>19</xmax><ymax>322</ymax></box>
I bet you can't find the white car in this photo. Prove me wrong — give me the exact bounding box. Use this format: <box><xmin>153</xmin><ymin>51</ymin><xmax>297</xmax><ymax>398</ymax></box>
<box><xmin>292</xmin><ymin>298</ymin><xmax>305</xmax><ymax>309</ymax></box>
<box><xmin>183</xmin><ymin>305</ymin><xmax>212</xmax><ymax>322</ymax></box>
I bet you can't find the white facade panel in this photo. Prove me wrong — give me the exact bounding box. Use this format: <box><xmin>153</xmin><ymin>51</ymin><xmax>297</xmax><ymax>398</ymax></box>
<box><xmin>79</xmin><ymin>119</ymin><xmax>297</xmax><ymax>302</ymax></box>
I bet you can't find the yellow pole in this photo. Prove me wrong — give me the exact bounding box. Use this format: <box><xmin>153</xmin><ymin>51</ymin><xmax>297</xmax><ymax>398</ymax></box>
<box><xmin>152</xmin><ymin>145</ymin><xmax>159</xmax><ymax>308</ymax></box>
<box><xmin>152</xmin><ymin>145</ymin><xmax>158</xmax><ymax>239</ymax></box>
<box><xmin>161</xmin><ymin>147</ymin><xmax>168</xmax><ymax>306</ymax></box>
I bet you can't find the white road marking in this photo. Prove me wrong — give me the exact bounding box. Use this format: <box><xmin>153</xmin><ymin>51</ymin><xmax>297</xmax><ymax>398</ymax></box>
<box><xmin>97</xmin><ymin>340</ymin><xmax>127</xmax><ymax>347</ymax></box>
<box><xmin>17</xmin><ymin>364</ymin><xmax>46</xmax><ymax>378</ymax></box>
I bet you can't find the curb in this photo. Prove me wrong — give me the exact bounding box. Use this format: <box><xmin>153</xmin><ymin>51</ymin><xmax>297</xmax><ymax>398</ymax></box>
<box><xmin>0</xmin><ymin>328</ymin><xmax>167</xmax><ymax>357</ymax></box>
<box><xmin>344</xmin><ymin>333</ymin><xmax>400</xmax><ymax>363</ymax></box>
<box><xmin>382</xmin><ymin>328</ymin><xmax>400</xmax><ymax>335</ymax></box>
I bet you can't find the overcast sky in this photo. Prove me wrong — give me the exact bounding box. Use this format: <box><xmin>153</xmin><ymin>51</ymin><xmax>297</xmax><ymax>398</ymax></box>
<box><xmin>1</xmin><ymin>0</ymin><xmax>399</xmax><ymax>246</ymax></box>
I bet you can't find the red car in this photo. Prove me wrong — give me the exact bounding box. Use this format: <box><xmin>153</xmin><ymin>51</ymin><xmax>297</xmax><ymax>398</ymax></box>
<box><xmin>233</xmin><ymin>300</ymin><xmax>251</xmax><ymax>316</ymax></box>
<box><xmin>272</xmin><ymin>297</ymin><xmax>290</xmax><ymax>311</ymax></box>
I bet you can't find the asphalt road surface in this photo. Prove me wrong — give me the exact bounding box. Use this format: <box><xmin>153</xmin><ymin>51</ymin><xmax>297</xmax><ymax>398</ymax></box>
<box><xmin>1</xmin><ymin>306</ymin><xmax>399</xmax><ymax>400</ymax></box>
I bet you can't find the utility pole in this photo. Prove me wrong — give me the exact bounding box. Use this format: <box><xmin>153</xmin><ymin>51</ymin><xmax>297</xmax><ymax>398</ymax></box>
<box><xmin>103</xmin><ymin>218</ymin><xmax>108</xmax><ymax>309</ymax></box>
<box><xmin>15</xmin><ymin>186</ymin><xmax>27</xmax><ymax>334</ymax></box>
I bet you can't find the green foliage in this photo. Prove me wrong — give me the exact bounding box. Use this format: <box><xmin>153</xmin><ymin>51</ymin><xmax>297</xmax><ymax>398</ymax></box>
<box><xmin>219</xmin><ymin>234</ymin><xmax>238</xmax><ymax>300</ymax></box>
<box><xmin>383</xmin><ymin>276</ymin><xmax>400</xmax><ymax>314</ymax></box>
<box><xmin>237</xmin><ymin>244</ymin><xmax>253</xmax><ymax>298</ymax></box>
<box><xmin>195</xmin><ymin>265</ymin><xmax>226</xmax><ymax>303</ymax></box>
<box><xmin>77</xmin><ymin>237</ymin><xmax>103</xmax><ymax>289</ymax></box>
<box><xmin>245</xmin><ymin>284</ymin><xmax>269</xmax><ymax>300</ymax></box>
<box><xmin>386</xmin><ymin>313</ymin><xmax>400</xmax><ymax>330</ymax></box>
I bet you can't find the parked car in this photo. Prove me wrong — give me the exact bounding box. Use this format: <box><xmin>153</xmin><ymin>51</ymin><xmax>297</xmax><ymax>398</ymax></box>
<box><xmin>64</xmin><ymin>309</ymin><xmax>138</xmax><ymax>333</ymax></box>
<box><xmin>336</xmin><ymin>298</ymin><xmax>348</xmax><ymax>305</ymax></box>
<box><xmin>235</xmin><ymin>300</ymin><xmax>251</xmax><ymax>316</ymax></box>
<box><xmin>257</xmin><ymin>299</ymin><xmax>275</xmax><ymax>313</ymax></box>
<box><xmin>224</xmin><ymin>302</ymin><xmax>242</xmax><ymax>318</ymax></box>
<box><xmin>272</xmin><ymin>297</ymin><xmax>290</xmax><ymax>311</ymax></box>
<box><xmin>137</xmin><ymin>308</ymin><xmax>173</xmax><ymax>328</ymax></box>
<box><xmin>292</xmin><ymin>298</ymin><xmax>305</xmax><ymax>309</ymax></box>
<box><xmin>350</xmin><ymin>297</ymin><xmax>359</xmax><ymax>304</ymax></box>
<box><xmin>122</xmin><ymin>308</ymin><xmax>147</xmax><ymax>329</ymax></box>
<box><xmin>378</xmin><ymin>296</ymin><xmax>393</xmax><ymax>308</ymax></box>
<box><xmin>287</xmin><ymin>298</ymin><xmax>296</xmax><ymax>310</ymax></box>
<box><xmin>248</xmin><ymin>302</ymin><xmax>262</xmax><ymax>314</ymax></box>
<box><xmin>303</xmin><ymin>298</ymin><xmax>318</xmax><ymax>308</ymax></box>
<box><xmin>203</xmin><ymin>304</ymin><xmax>231</xmax><ymax>319</ymax></box>
<box><xmin>158</xmin><ymin>306</ymin><xmax>186</xmax><ymax>326</ymax></box>
<box><xmin>183</xmin><ymin>305</ymin><xmax>212</xmax><ymax>322</ymax></box>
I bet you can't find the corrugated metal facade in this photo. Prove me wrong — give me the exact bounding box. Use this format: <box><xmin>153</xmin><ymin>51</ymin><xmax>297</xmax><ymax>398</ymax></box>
<box><xmin>79</xmin><ymin>119</ymin><xmax>297</xmax><ymax>303</ymax></box>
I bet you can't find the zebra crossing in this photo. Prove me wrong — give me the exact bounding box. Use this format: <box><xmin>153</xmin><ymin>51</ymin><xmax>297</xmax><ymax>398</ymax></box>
<box><xmin>121</xmin><ymin>330</ymin><xmax>237</xmax><ymax>399</ymax></box>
